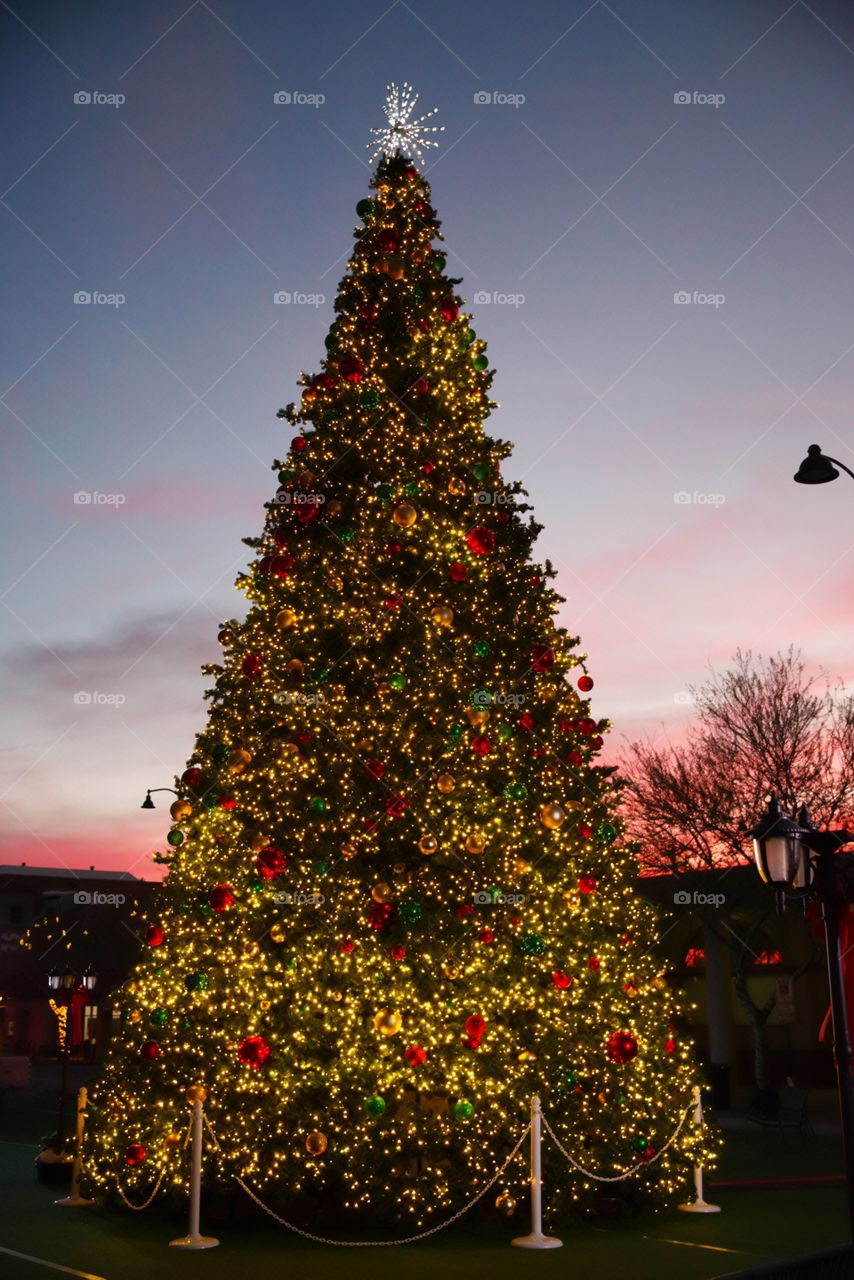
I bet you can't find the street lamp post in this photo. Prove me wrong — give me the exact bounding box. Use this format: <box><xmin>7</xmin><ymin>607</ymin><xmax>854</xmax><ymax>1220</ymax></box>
<box><xmin>47</xmin><ymin>966</ymin><xmax>97</xmax><ymax>1148</ymax></box>
<box><xmin>749</xmin><ymin>795</ymin><xmax>854</xmax><ymax>1239</ymax></box>
<box><xmin>793</xmin><ymin>445</ymin><xmax>854</xmax><ymax>486</ymax></box>
<box><xmin>141</xmin><ymin>787</ymin><xmax>179</xmax><ymax>809</ymax></box>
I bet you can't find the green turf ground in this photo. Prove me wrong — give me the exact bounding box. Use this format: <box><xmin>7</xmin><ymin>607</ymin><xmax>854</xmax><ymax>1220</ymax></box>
<box><xmin>0</xmin><ymin>1091</ymin><xmax>847</xmax><ymax>1280</ymax></box>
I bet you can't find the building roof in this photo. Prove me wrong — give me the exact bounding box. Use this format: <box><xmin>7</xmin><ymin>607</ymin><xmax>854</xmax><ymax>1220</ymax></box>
<box><xmin>0</xmin><ymin>865</ymin><xmax>145</xmax><ymax>883</ymax></box>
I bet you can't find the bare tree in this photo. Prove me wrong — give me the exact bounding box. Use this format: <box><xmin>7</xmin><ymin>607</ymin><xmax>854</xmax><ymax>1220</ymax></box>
<box><xmin>620</xmin><ymin>648</ymin><xmax>854</xmax><ymax>1093</ymax></box>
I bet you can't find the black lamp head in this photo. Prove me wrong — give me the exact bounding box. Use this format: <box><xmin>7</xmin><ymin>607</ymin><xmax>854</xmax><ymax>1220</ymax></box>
<box><xmin>794</xmin><ymin>444</ymin><xmax>839</xmax><ymax>485</ymax></box>
<box><xmin>141</xmin><ymin>790</ymin><xmax>155</xmax><ymax>809</ymax></box>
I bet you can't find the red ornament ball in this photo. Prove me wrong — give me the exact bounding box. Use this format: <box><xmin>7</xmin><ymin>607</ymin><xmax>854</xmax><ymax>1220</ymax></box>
<box><xmin>448</xmin><ymin>561</ymin><xmax>468</xmax><ymax>582</ymax></box>
<box><xmin>552</xmin><ymin>970</ymin><xmax>572</xmax><ymax>989</ymax></box>
<box><xmin>606</xmin><ymin>1031</ymin><xmax>638</xmax><ymax>1064</ymax></box>
<box><xmin>479</xmin><ymin>928</ymin><xmax>494</xmax><ymax>944</ymax></box>
<box><xmin>376</xmin><ymin>228</ymin><xmax>399</xmax><ymax>253</ymax></box>
<box><xmin>566</xmin><ymin>750</ymin><xmax>583</xmax><ymax>766</ymax></box>
<box><xmin>125</xmin><ymin>1142</ymin><xmax>147</xmax><ymax>1166</ymax></box>
<box><xmin>405</xmin><ymin>1044</ymin><xmax>426</xmax><ymax>1066</ymax></box>
<box><xmin>368</xmin><ymin>902</ymin><xmax>393</xmax><ymax>931</ymax></box>
<box><xmin>385</xmin><ymin>793</ymin><xmax>409</xmax><ymax>818</ymax></box>
<box><xmin>255</xmin><ymin>847</ymin><xmax>286</xmax><ymax>880</ymax></box>
<box><xmin>338</xmin><ymin>354</ymin><xmax>366</xmax><ymax>383</ymax></box>
<box><xmin>439</xmin><ymin>297</ymin><xmax>459</xmax><ymax>323</ymax></box>
<box><xmin>209</xmin><ymin>883</ymin><xmax>235</xmax><ymax>913</ymax></box>
<box><xmin>145</xmin><ymin>924</ymin><xmax>165</xmax><ymax>947</ymax></box>
<box><xmin>578</xmin><ymin>675</ymin><xmax>594</xmax><ymax>692</ymax></box>
<box><xmin>365</xmin><ymin>760</ymin><xmax>386</xmax><ymax>779</ymax></box>
<box><xmin>530</xmin><ymin>645</ymin><xmax>555</xmax><ymax>673</ymax></box>
<box><xmin>471</xmin><ymin>735</ymin><xmax>492</xmax><ymax>756</ymax></box>
<box><xmin>578</xmin><ymin>823</ymin><xmax>593</xmax><ymax>839</ymax></box>
<box><xmin>182</xmin><ymin>766</ymin><xmax>203</xmax><ymax>789</ymax></box>
<box><xmin>578</xmin><ymin>874</ymin><xmax>597</xmax><ymax>895</ymax></box>
<box><xmin>578</xmin><ymin>718</ymin><xmax>597</xmax><ymax>735</ymax></box>
<box><xmin>664</xmin><ymin>1038</ymin><xmax>676</xmax><ymax>1054</ymax></box>
<box><xmin>140</xmin><ymin>1041</ymin><xmax>160</xmax><ymax>1061</ymax></box>
<box><xmin>294</xmin><ymin>500</ymin><xmax>321</xmax><ymax>524</ymax></box>
<box><xmin>465</xmin><ymin>1014</ymin><xmax>486</xmax><ymax>1039</ymax></box>
<box><xmin>242</xmin><ymin>653</ymin><xmax>262</xmax><ymax>678</ymax></box>
<box><xmin>291</xmin><ymin>436</ymin><xmax>307</xmax><ymax>452</ymax></box>
<box><xmin>411</xmin><ymin>378</ymin><xmax>430</xmax><ymax>396</ymax></box>
<box><xmin>219</xmin><ymin>795</ymin><xmax>236</xmax><ymax>811</ymax></box>
<box><xmin>390</xmin><ymin>944</ymin><xmax>406</xmax><ymax>961</ymax></box>
<box><xmin>588</xmin><ymin>955</ymin><xmax>601</xmax><ymax>971</ymax></box>
<box><xmin>517</xmin><ymin>712</ymin><xmax>535</xmax><ymax>733</ymax></box>
<box><xmin>455</xmin><ymin>903</ymin><xmax>474</xmax><ymax>917</ymax></box>
<box><xmin>340</xmin><ymin>938</ymin><xmax>355</xmax><ymax>954</ymax></box>
<box><xmin>466</xmin><ymin>526</ymin><xmax>495</xmax><ymax>556</ymax></box>
<box><xmin>237</xmin><ymin>1035</ymin><xmax>271</xmax><ymax>1069</ymax></box>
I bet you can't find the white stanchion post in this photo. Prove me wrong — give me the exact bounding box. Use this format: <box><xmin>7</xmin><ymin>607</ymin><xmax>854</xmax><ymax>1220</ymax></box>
<box><xmin>169</xmin><ymin>1098</ymin><xmax>219</xmax><ymax>1250</ymax></box>
<box><xmin>678</xmin><ymin>1085</ymin><xmax>721</xmax><ymax>1215</ymax></box>
<box><xmin>55</xmin><ymin>1085</ymin><xmax>94</xmax><ymax>1207</ymax></box>
<box><xmin>512</xmin><ymin>1095</ymin><xmax>562</xmax><ymax>1249</ymax></box>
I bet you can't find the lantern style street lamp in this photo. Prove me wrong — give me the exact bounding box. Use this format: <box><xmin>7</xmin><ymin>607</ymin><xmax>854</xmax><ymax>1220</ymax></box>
<box><xmin>749</xmin><ymin>795</ymin><xmax>854</xmax><ymax>1238</ymax></box>
<box><xmin>48</xmin><ymin>966</ymin><xmax>97</xmax><ymax>1148</ymax></box>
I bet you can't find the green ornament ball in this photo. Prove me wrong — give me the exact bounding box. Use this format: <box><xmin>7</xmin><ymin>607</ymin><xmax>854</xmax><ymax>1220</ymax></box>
<box><xmin>472</xmin><ymin>354</ymin><xmax>489</xmax><ymax>372</ymax></box>
<box><xmin>277</xmin><ymin>469</ymin><xmax>290</xmax><ymax>484</ymax></box>
<box><xmin>498</xmin><ymin>724</ymin><xmax>513</xmax><ymax>741</ymax></box>
<box><xmin>167</xmin><ymin>829</ymin><xmax>184</xmax><ymax>847</ymax></box>
<box><xmin>465</xmin><ymin>329</ymin><xmax>476</xmax><ymax>344</ymax></box>
<box><xmin>202</xmin><ymin>793</ymin><xmax>218</xmax><ymax>811</ymax></box>
<box><xmin>356</xmin><ymin>197</ymin><xmax>375</xmax><ymax>220</ymax></box>
<box><xmin>376</xmin><ymin>482</ymin><xmax>393</xmax><ymax>500</ymax></box>
<box><xmin>211</xmin><ymin>743</ymin><xmax>230</xmax><ymax>764</ymax></box>
<box><xmin>180</xmin><ymin>1018</ymin><xmax>192</xmax><ymax>1032</ymax></box>
<box><xmin>249</xmin><ymin>879</ymin><xmax>263</xmax><ymax>894</ymax></box>
<box><xmin>597</xmin><ymin>821</ymin><xmax>618</xmax><ymax>845</ymax></box>
<box><xmin>388</xmin><ymin>673</ymin><xmax>406</xmax><ymax>691</ymax></box>
<box><xmin>453</xmin><ymin>1099</ymin><xmax>474</xmax><ymax>1121</ymax></box>
<box><xmin>313</xmin><ymin>860</ymin><xmax>328</xmax><ymax>875</ymax></box>
<box><xmin>448</xmin><ymin>724</ymin><xmax>463</xmax><ymax>742</ymax></box>
<box><xmin>471</xmin><ymin>463</ymin><xmax>490</xmax><ymax>482</ymax></box>
<box><xmin>321</xmin><ymin>408</ymin><xmax>341</xmax><ymax>424</ymax></box>
<box><xmin>564</xmin><ymin>1069</ymin><xmax>578</xmax><ymax>1087</ymax></box>
<box><xmin>403</xmin><ymin>482</ymin><xmax>419</xmax><ymax>498</ymax></box>
<box><xmin>399</xmin><ymin>899</ymin><xmax>422</xmax><ymax>924</ymax></box>
<box><xmin>431</xmin><ymin>255</ymin><xmax>446</xmax><ymax>272</ymax></box>
<box><xmin>198</xmin><ymin>903</ymin><xmax>212</xmax><ymax>918</ymax></box>
<box><xmin>149</xmin><ymin>1008</ymin><xmax>169</xmax><ymax>1026</ymax></box>
<box><xmin>339</xmin><ymin>528</ymin><xmax>354</xmax><ymax>543</ymax></box>
<box><xmin>364</xmin><ymin>1094</ymin><xmax>386</xmax><ymax>1117</ymax></box>
<box><xmin>360</xmin><ymin>389</ymin><xmax>380</xmax><ymax>408</ymax></box>
<box><xmin>473</xmin><ymin>640</ymin><xmax>490</xmax><ymax>658</ymax></box>
<box><xmin>324</xmin><ymin>333</ymin><xmax>338</xmax><ymax>351</ymax></box>
<box><xmin>410</xmin><ymin>284</ymin><xmax>425</xmax><ymax>300</ymax></box>
<box><xmin>504</xmin><ymin>782</ymin><xmax>527</xmax><ymax>801</ymax></box>
<box><xmin>519</xmin><ymin>931</ymin><xmax>545</xmax><ymax>957</ymax></box>
<box><xmin>631</xmin><ymin>1135</ymin><xmax>648</xmax><ymax>1153</ymax></box>
<box><xmin>309</xmin><ymin>796</ymin><xmax>328</xmax><ymax>814</ymax></box>
<box><xmin>185</xmin><ymin>973</ymin><xmax>208</xmax><ymax>992</ymax></box>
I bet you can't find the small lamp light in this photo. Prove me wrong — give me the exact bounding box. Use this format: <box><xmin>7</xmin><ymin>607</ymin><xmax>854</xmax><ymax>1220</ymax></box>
<box><xmin>794</xmin><ymin>445</ymin><xmax>840</xmax><ymax>485</ymax></box>
<box><xmin>81</xmin><ymin>967</ymin><xmax>97</xmax><ymax>992</ymax></box>
<box><xmin>141</xmin><ymin>790</ymin><xmax>155</xmax><ymax>809</ymax></box>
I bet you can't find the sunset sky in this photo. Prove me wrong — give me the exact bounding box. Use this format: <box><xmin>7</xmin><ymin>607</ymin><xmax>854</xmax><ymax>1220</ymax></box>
<box><xmin>2</xmin><ymin>0</ymin><xmax>854</xmax><ymax>879</ymax></box>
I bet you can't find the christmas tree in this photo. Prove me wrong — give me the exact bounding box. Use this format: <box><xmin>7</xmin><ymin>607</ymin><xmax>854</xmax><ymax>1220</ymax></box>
<box><xmin>87</xmin><ymin>87</ymin><xmax>716</xmax><ymax>1226</ymax></box>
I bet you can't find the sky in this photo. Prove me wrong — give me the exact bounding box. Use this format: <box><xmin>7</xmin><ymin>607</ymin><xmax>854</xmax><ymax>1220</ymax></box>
<box><xmin>2</xmin><ymin>0</ymin><xmax>854</xmax><ymax>880</ymax></box>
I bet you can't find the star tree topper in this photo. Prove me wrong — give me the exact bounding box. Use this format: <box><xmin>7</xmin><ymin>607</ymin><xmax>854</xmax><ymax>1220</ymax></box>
<box><xmin>367</xmin><ymin>82</ymin><xmax>444</xmax><ymax>167</ymax></box>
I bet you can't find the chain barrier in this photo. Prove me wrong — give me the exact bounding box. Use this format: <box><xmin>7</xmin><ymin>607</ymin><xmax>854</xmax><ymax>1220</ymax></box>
<box><xmin>114</xmin><ymin>1115</ymin><xmax>193</xmax><ymax>1211</ymax></box>
<box><xmin>541</xmin><ymin>1103</ymin><xmax>692</xmax><ymax>1183</ymax></box>
<box><xmin>203</xmin><ymin>1112</ymin><xmax>531</xmax><ymax>1246</ymax></box>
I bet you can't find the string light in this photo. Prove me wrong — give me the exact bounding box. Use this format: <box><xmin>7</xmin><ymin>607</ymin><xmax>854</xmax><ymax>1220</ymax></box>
<box><xmin>367</xmin><ymin>83</ymin><xmax>443</xmax><ymax>166</ymax></box>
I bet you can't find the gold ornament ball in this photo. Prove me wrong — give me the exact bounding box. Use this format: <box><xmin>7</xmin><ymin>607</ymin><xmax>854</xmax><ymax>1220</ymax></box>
<box><xmin>495</xmin><ymin>1193</ymin><xmax>517</xmax><ymax>1216</ymax></box>
<box><xmin>513</xmin><ymin>856</ymin><xmax>531</xmax><ymax>876</ymax></box>
<box><xmin>243</xmin><ymin>940</ymin><xmax>260</xmax><ymax>958</ymax></box>
<box><xmin>447</xmin><ymin>476</ymin><xmax>467</xmax><ymax>496</ymax></box>
<box><xmin>465</xmin><ymin>707</ymin><xmax>489</xmax><ymax>727</ymax></box>
<box><xmin>393</xmin><ymin>503</ymin><xmax>417</xmax><ymax>528</ymax></box>
<box><xmin>270</xmin><ymin>923</ymin><xmax>287</xmax><ymax>943</ymax></box>
<box><xmin>436</xmin><ymin>772</ymin><xmax>456</xmax><ymax>794</ymax></box>
<box><xmin>341</xmin><ymin>841</ymin><xmax>358</xmax><ymax>860</ymax></box>
<box><xmin>518</xmin><ymin>1050</ymin><xmax>537</xmax><ymax>1062</ymax></box>
<box><xmin>297</xmin><ymin>468</ymin><xmax>315</xmax><ymax>487</ymax></box>
<box><xmin>305</xmin><ymin>1130</ymin><xmax>328</xmax><ymax>1157</ymax></box>
<box><xmin>260</xmin><ymin>998</ymin><xmax>271</xmax><ymax>1012</ymax></box>
<box><xmin>250</xmin><ymin>834</ymin><xmax>268</xmax><ymax>852</ymax></box>
<box><xmin>129</xmin><ymin>1009</ymin><xmax>142</xmax><ymax>1024</ymax></box>
<box><xmin>330</xmin><ymin>990</ymin><xmax>342</xmax><ymax>1002</ymax></box>
<box><xmin>392</xmin><ymin>861</ymin><xmax>406</xmax><ymax>874</ymax></box>
<box><xmin>287</xmin><ymin>658</ymin><xmax>304</xmax><ymax>676</ymax></box>
<box><xmin>540</xmin><ymin>803</ymin><xmax>566</xmax><ymax>830</ymax></box>
<box><xmin>325</xmin><ymin>498</ymin><xmax>342</xmax><ymax>517</ymax></box>
<box><xmin>418</xmin><ymin>833</ymin><xmax>439</xmax><ymax>856</ymax></box>
<box><xmin>565</xmin><ymin>891</ymin><xmax>581</xmax><ymax>912</ymax></box>
<box><xmin>465</xmin><ymin>832</ymin><xmax>486</xmax><ymax>855</ymax></box>
<box><xmin>279</xmin><ymin>741</ymin><xmax>300</xmax><ymax>759</ymax></box>
<box><xmin>186</xmin><ymin>1084</ymin><xmax>207</xmax><ymax>1104</ymax></box>
<box><xmin>431</xmin><ymin>605</ymin><xmax>454</xmax><ymax>628</ymax></box>
<box><xmin>169</xmin><ymin>799</ymin><xmax>192</xmax><ymax>821</ymax></box>
<box><xmin>164</xmin><ymin>1131</ymin><xmax>182</xmax><ymax>1152</ymax></box>
<box><xmin>228</xmin><ymin>747</ymin><xmax>252</xmax><ymax>773</ymax></box>
<box><xmin>275</xmin><ymin>608</ymin><xmax>298</xmax><ymax>630</ymax></box>
<box><xmin>443</xmin><ymin>964</ymin><xmax>460</xmax><ymax>981</ymax></box>
<box><xmin>374</xmin><ymin>1009</ymin><xmax>402</xmax><ymax>1036</ymax></box>
<box><xmin>597</xmin><ymin>1092</ymin><xmax>607</xmax><ymax>1105</ymax></box>
<box><xmin>372</xmin><ymin>882</ymin><xmax>393</xmax><ymax>904</ymax></box>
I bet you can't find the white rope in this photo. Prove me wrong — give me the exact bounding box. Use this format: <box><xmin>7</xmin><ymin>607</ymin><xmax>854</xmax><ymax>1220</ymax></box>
<box><xmin>203</xmin><ymin>1112</ymin><xmax>531</xmax><ymax>1246</ymax></box>
<box><xmin>541</xmin><ymin>1103</ymin><xmax>692</xmax><ymax>1182</ymax></box>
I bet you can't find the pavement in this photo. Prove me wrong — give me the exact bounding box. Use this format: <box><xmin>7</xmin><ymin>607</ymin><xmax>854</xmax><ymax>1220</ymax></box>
<box><xmin>0</xmin><ymin>1066</ymin><xmax>848</xmax><ymax>1280</ymax></box>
